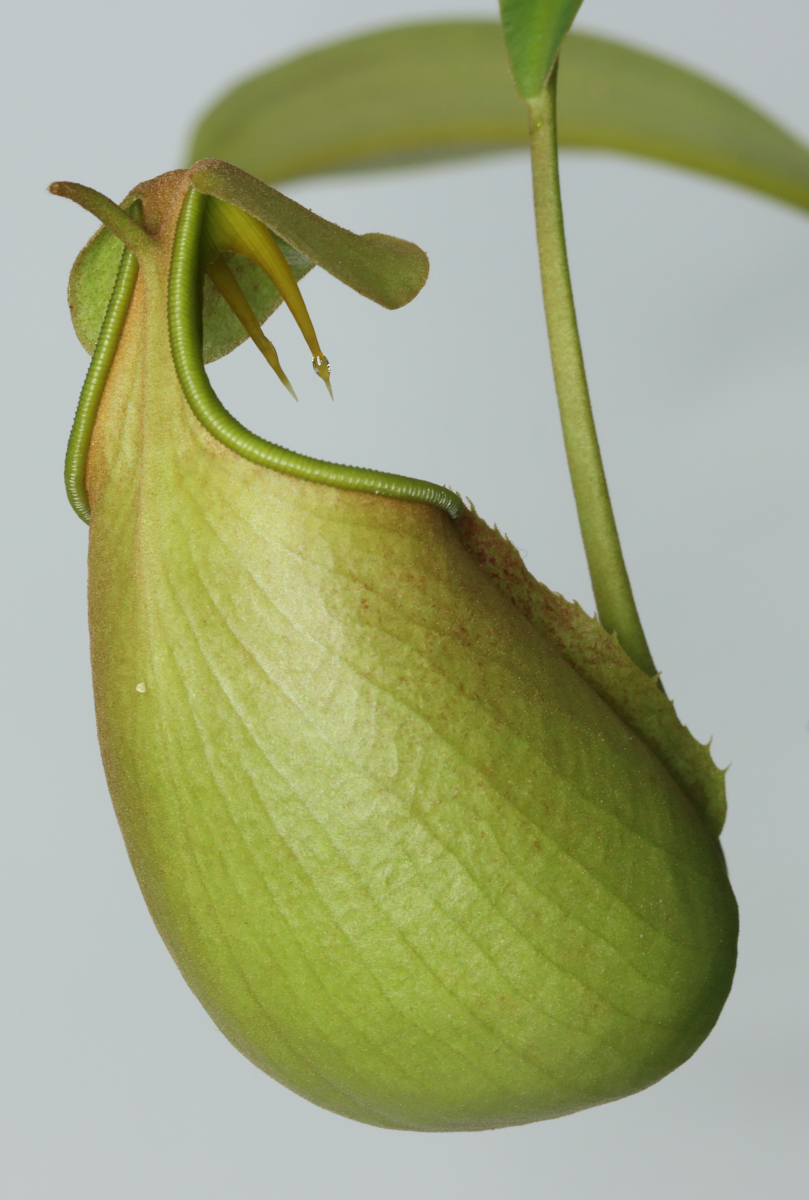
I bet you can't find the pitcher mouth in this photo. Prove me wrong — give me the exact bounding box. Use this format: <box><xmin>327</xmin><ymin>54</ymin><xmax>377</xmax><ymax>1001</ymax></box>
<box><xmin>51</xmin><ymin>162</ymin><xmax>464</xmax><ymax>526</ymax></box>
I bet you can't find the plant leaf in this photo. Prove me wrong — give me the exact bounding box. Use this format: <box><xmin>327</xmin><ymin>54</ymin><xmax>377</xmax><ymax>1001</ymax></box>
<box><xmin>187</xmin><ymin>23</ymin><xmax>527</xmax><ymax>181</ymax></box>
<box><xmin>561</xmin><ymin>33</ymin><xmax>809</xmax><ymax>212</ymax></box>
<box><xmin>499</xmin><ymin>0</ymin><xmax>585</xmax><ymax>98</ymax></box>
<box><xmin>188</xmin><ymin>21</ymin><xmax>809</xmax><ymax>215</ymax></box>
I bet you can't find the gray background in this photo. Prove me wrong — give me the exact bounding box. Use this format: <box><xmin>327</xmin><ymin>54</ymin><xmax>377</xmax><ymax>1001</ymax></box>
<box><xmin>2</xmin><ymin>1</ymin><xmax>807</xmax><ymax>1196</ymax></box>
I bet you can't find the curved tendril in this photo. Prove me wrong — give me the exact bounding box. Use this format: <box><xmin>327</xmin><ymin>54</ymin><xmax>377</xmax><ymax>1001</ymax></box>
<box><xmin>169</xmin><ymin>186</ymin><xmax>464</xmax><ymax>519</ymax></box>
<box><xmin>65</xmin><ymin>240</ymin><xmax>139</xmax><ymax>524</ymax></box>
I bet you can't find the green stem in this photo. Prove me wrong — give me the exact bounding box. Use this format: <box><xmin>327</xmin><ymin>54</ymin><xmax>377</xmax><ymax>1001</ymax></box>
<box><xmin>527</xmin><ymin>68</ymin><xmax>656</xmax><ymax>678</ymax></box>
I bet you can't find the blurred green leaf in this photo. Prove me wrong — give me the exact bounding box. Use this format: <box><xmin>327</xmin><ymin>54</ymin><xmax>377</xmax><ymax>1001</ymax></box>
<box><xmin>189</xmin><ymin>24</ymin><xmax>524</xmax><ymax>184</ymax></box>
<box><xmin>499</xmin><ymin>0</ymin><xmax>584</xmax><ymax>98</ymax></box>
<box><xmin>189</xmin><ymin>20</ymin><xmax>809</xmax><ymax>215</ymax></box>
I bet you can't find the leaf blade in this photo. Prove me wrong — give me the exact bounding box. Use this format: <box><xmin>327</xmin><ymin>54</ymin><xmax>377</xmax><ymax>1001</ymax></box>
<box><xmin>499</xmin><ymin>0</ymin><xmax>585</xmax><ymax>99</ymax></box>
<box><xmin>189</xmin><ymin>23</ymin><xmax>527</xmax><ymax>185</ymax></box>
<box><xmin>560</xmin><ymin>33</ymin><xmax>809</xmax><ymax>213</ymax></box>
<box><xmin>188</xmin><ymin>20</ymin><xmax>809</xmax><ymax>216</ymax></box>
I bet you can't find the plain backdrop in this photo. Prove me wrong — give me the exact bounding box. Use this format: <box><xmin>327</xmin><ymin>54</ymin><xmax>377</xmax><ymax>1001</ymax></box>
<box><xmin>2</xmin><ymin>1</ymin><xmax>808</xmax><ymax>1197</ymax></box>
